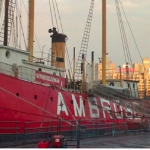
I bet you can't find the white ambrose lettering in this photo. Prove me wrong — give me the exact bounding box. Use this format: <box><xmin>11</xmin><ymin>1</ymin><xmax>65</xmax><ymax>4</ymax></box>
<box><xmin>57</xmin><ymin>92</ymin><xmax>68</xmax><ymax>116</ymax></box>
<box><xmin>72</xmin><ymin>95</ymin><xmax>85</xmax><ymax>117</ymax></box>
<box><xmin>101</xmin><ymin>98</ymin><xmax>112</xmax><ymax>119</ymax></box>
<box><xmin>88</xmin><ymin>97</ymin><xmax>99</xmax><ymax>118</ymax></box>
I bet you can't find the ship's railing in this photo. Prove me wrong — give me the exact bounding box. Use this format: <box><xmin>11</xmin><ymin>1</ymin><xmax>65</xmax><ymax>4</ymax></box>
<box><xmin>18</xmin><ymin>66</ymin><xmax>36</xmax><ymax>82</ymax></box>
<box><xmin>0</xmin><ymin>62</ymin><xmax>14</xmax><ymax>76</ymax></box>
<box><xmin>86</xmin><ymin>81</ymin><xmax>139</xmax><ymax>99</ymax></box>
<box><xmin>0</xmin><ymin>121</ymin><xmax>20</xmax><ymax>147</ymax></box>
<box><xmin>0</xmin><ymin>61</ymin><xmax>84</xmax><ymax>94</ymax></box>
<box><xmin>89</xmin><ymin>83</ymin><xmax>150</xmax><ymax>117</ymax></box>
<box><xmin>0</xmin><ymin>62</ymin><xmax>36</xmax><ymax>82</ymax></box>
<box><xmin>0</xmin><ymin>62</ymin><xmax>71</xmax><ymax>90</ymax></box>
<box><xmin>0</xmin><ymin>121</ymin><xmax>20</xmax><ymax>134</ymax></box>
<box><xmin>0</xmin><ymin>118</ymin><xmax>149</xmax><ymax>147</ymax></box>
<box><xmin>21</xmin><ymin>118</ymin><xmax>146</xmax><ymax>146</ymax></box>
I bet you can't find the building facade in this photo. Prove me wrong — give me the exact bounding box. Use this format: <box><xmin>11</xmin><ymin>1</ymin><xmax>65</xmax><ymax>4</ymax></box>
<box><xmin>95</xmin><ymin>58</ymin><xmax>116</xmax><ymax>81</ymax></box>
<box><xmin>93</xmin><ymin>58</ymin><xmax>150</xmax><ymax>99</ymax></box>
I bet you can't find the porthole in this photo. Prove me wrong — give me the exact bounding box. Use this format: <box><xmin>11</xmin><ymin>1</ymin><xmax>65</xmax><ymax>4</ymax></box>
<box><xmin>110</xmin><ymin>82</ymin><xmax>114</xmax><ymax>86</ymax></box>
<box><xmin>6</xmin><ymin>50</ymin><xmax>10</xmax><ymax>58</ymax></box>
<box><xmin>16</xmin><ymin>93</ymin><xmax>19</xmax><ymax>97</ymax></box>
<box><xmin>50</xmin><ymin>97</ymin><xmax>53</xmax><ymax>102</ymax></box>
<box><xmin>38</xmin><ymin>68</ymin><xmax>42</xmax><ymax>71</ymax></box>
<box><xmin>34</xmin><ymin>95</ymin><xmax>37</xmax><ymax>100</ymax></box>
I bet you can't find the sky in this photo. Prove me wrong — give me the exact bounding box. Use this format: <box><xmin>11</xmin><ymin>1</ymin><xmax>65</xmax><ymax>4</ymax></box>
<box><xmin>1</xmin><ymin>0</ymin><xmax>150</xmax><ymax>70</ymax></box>
<box><xmin>33</xmin><ymin>0</ymin><xmax>150</xmax><ymax>69</ymax></box>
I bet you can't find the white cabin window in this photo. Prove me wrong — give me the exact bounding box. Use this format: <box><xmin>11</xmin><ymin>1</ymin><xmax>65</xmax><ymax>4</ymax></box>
<box><xmin>6</xmin><ymin>50</ymin><xmax>10</xmax><ymax>58</ymax></box>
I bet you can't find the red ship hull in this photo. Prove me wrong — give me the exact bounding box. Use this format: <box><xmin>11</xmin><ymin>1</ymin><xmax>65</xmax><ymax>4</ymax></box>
<box><xmin>0</xmin><ymin>73</ymin><xmax>144</xmax><ymax>133</ymax></box>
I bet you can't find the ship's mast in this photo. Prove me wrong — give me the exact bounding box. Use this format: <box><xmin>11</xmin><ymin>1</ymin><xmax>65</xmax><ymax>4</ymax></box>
<box><xmin>102</xmin><ymin>0</ymin><xmax>106</xmax><ymax>85</ymax></box>
<box><xmin>4</xmin><ymin>0</ymin><xmax>9</xmax><ymax>46</ymax></box>
<box><xmin>28</xmin><ymin>0</ymin><xmax>34</xmax><ymax>61</ymax></box>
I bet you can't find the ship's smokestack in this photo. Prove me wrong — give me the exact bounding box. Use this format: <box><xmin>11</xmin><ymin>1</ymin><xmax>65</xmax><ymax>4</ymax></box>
<box><xmin>48</xmin><ymin>27</ymin><xmax>67</xmax><ymax>69</ymax></box>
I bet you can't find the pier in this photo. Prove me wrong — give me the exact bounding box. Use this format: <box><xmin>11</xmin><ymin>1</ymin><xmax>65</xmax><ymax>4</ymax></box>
<box><xmin>1</xmin><ymin>119</ymin><xmax>150</xmax><ymax>148</ymax></box>
<box><xmin>16</xmin><ymin>131</ymin><xmax>150</xmax><ymax>148</ymax></box>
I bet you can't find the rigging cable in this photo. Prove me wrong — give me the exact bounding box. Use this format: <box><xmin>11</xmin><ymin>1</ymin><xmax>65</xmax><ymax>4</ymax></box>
<box><xmin>115</xmin><ymin>0</ymin><xmax>130</xmax><ymax>64</ymax></box>
<box><xmin>49</xmin><ymin>0</ymin><xmax>54</xmax><ymax>27</ymax></box>
<box><xmin>67</xmin><ymin>58</ymin><xmax>73</xmax><ymax>71</ymax></box>
<box><xmin>0</xmin><ymin>85</ymin><xmax>74</xmax><ymax>126</ymax></box>
<box><xmin>117</xmin><ymin>0</ymin><xmax>133</xmax><ymax>69</ymax></box>
<box><xmin>118</xmin><ymin>0</ymin><xmax>147</xmax><ymax>76</ymax></box>
<box><xmin>55</xmin><ymin>0</ymin><xmax>73</xmax><ymax>75</ymax></box>
<box><xmin>118</xmin><ymin>0</ymin><xmax>143</xmax><ymax>62</ymax></box>
<box><xmin>115</xmin><ymin>0</ymin><xmax>127</xmax><ymax>63</ymax></box>
<box><xmin>15</xmin><ymin>0</ymin><xmax>27</xmax><ymax>50</ymax></box>
<box><xmin>55</xmin><ymin>0</ymin><xmax>63</xmax><ymax>33</ymax></box>
<box><xmin>49</xmin><ymin>0</ymin><xmax>62</xmax><ymax>74</ymax></box>
<box><xmin>19</xmin><ymin>0</ymin><xmax>21</xmax><ymax>49</ymax></box>
<box><xmin>48</xmin><ymin>0</ymin><xmax>73</xmax><ymax>76</ymax></box>
<box><xmin>0</xmin><ymin>106</ymin><xmax>58</xmax><ymax>120</ymax></box>
<box><xmin>54</xmin><ymin>0</ymin><xmax>69</xmax><ymax>75</ymax></box>
<box><xmin>52</xmin><ymin>0</ymin><xmax>59</xmax><ymax>32</ymax></box>
<box><xmin>66</xmin><ymin>45</ymin><xmax>73</xmax><ymax>76</ymax></box>
<box><xmin>115</xmin><ymin>0</ymin><xmax>133</xmax><ymax>77</ymax></box>
<box><xmin>39</xmin><ymin>88</ymin><xmax>52</xmax><ymax>127</ymax></box>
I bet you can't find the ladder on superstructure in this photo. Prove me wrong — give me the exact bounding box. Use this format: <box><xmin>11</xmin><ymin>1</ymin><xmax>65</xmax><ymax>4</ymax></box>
<box><xmin>0</xmin><ymin>0</ymin><xmax>16</xmax><ymax>45</ymax></box>
<box><xmin>90</xmin><ymin>83</ymin><xmax>150</xmax><ymax>118</ymax></box>
<box><xmin>74</xmin><ymin>0</ymin><xmax>94</xmax><ymax>80</ymax></box>
<box><xmin>0</xmin><ymin>0</ymin><xmax>4</xmax><ymax>42</ymax></box>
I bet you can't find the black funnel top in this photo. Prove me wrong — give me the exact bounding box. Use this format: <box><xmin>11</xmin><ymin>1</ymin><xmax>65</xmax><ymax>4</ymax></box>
<box><xmin>48</xmin><ymin>27</ymin><xmax>67</xmax><ymax>43</ymax></box>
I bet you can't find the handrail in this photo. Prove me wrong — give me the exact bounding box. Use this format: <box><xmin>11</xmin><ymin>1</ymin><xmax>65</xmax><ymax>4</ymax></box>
<box><xmin>0</xmin><ymin>118</ymin><xmax>148</xmax><ymax>147</ymax></box>
<box><xmin>0</xmin><ymin>61</ymin><xmax>68</xmax><ymax>87</ymax></box>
